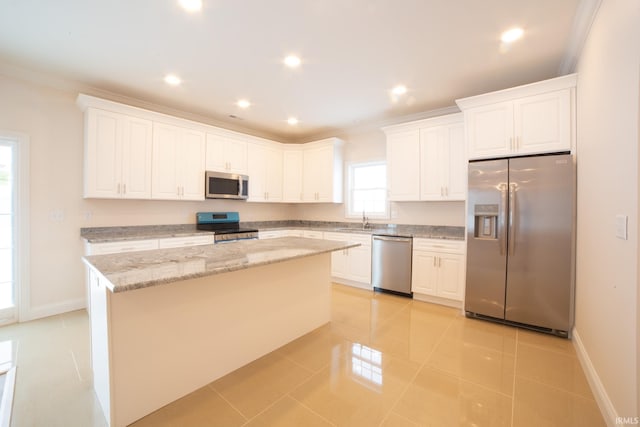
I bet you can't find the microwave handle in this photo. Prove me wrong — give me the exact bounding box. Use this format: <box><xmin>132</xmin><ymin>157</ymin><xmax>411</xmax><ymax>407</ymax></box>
<box><xmin>239</xmin><ymin>176</ymin><xmax>244</xmax><ymax>197</ymax></box>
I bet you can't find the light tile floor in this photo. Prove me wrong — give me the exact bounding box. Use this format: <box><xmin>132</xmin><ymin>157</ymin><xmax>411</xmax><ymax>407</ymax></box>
<box><xmin>0</xmin><ymin>284</ymin><xmax>605</xmax><ymax>426</ymax></box>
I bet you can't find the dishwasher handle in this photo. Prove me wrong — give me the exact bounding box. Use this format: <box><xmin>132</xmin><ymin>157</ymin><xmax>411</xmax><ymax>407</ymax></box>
<box><xmin>372</xmin><ymin>235</ymin><xmax>412</xmax><ymax>243</ymax></box>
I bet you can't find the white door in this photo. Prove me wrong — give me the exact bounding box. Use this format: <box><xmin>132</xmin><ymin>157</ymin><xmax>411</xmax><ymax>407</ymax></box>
<box><xmin>225</xmin><ymin>138</ymin><xmax>248</xmax><ymax>174</ymax></box>
<box><xmin>247</xmin><ymin>143</ymin><xmax>268</xmax><ymax>201</ymax></box>
<box><xmin>265</xmin><ymin>146</ymin><xmax>283</xmax><ymax>201</ymax></box>
<box><xmin>347</xmin><ymin>245</ymin><xmax>372</xmax><ymax>284</ymax></box>
<box><xmin>151</xmin><ymin>123</ymin><xmax>181</xmax><ymax>200</ymax></box>
<box><xmin>121</xmin><ymin>116</ymin><xmax>152</xmax><ymax>199</ymax></box>
<box><xmin>180</xmin><ymin>129</ymin><xmax>205</xmax><ymax>200</ymax></box>
<box><xmin>387</xmin><ymin>130</ymin><xmax>420</xmax><ymax>201</ymax></box>
<box><xmin>514</xmin><ymin>89</ymin><xmax>571</xmax><ymax>154</ymax></box>
<box><xmin>205</xmin><ymin>133</ymin><xmax>226</xmax><ymax>172</ymax></box>
<box><xmin>446</xmin><ymin>124</ymin><xmax>467</xmax><ymax>200</ymax></box>
<box><xmin>437</xmin><ymin>253</ymin><xmax>464</xmax><ymax>301</ymax></box>
<box><xmin>411</xmin><ymin>251</ymin><xmax>438</xmax><ymax>295</ymax></box>
<box><xmin>465</xmin><ymin>102</ymin><xmax>514</xmax><ymax>159</ymax></box>
<box><xmin>85</xmin><ymin>108</ymin><xmax>122</xmax><ymax>198</ymax></box>
<box><xmin>282</xmin><ymin>150</ymin><xmax>303</xmax><ymax>202</ymax></box>
<box><xmin>0</xmin><ymin>138</ymin><xmax>17</xmax><ymax>323</ymax></box>
<box><xmin>419</xmin><ymin>127</ymin><xmax>444</xmax><ymax>200</ymax></box>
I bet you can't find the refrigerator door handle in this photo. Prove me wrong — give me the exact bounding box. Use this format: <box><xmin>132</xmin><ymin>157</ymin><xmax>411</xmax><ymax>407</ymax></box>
<box><xmin>499</xmin><ymin>183</ymin><xmax>508</xmax><ymax>255</ymax></box>
<box><xmin>508</xmin><ymin>183</ymin><xmax>517</xmax><ymax>255</ymax></box>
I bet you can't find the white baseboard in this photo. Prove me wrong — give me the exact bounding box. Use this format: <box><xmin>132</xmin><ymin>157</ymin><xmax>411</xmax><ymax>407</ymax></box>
<box><xmin>22</xmin><ymin>298</ymin><xmax>87</xmax><ymax>322</ymax></box>
<box><xmin>412</xmin><ymin>292</ymin><xmax>462</xmax><ymax>309</ymax></box>
<box><xmin>331</xmin><ymin>277</ymin><xmax>372</xmax><ymax>291</ymax></box>
<box><xmin>572</xmin><ymin>327</ymin><xmax>618</xmax><ymax>427</ymax></box>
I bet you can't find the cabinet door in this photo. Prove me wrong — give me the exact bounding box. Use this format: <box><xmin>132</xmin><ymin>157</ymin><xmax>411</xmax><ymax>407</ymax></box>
<box><xmin>282</xmin><ymin>150</ymin><xmax>303</xmax><ymax>202</ymax></box>
<box><xmin>312</xmin><ymin>145</ymin><xmax>335</xmax><ymax>202</ymax></box>
<box><xmin>347</xmin><ymin>244</ymin><xmax>372</xmax><ymax>284</ymax></box>
<box><xmin>85</xmin><ymin>108</ymin><xmax>122</xmax><ymax>198</ymax></box>
<box><xmin>419</xmin><ymin>127</ymin><xmax>445</xmax><ymax>200</ymax></box>
<box><xmin>514</xmin><ymin>89</ymin><xmax>571</xmax><ymax>155</ymax></box>
<box><xmin>387</xmin><ymin>130</ymin><xmax>420</xmax><ymax>201</ymax></box>
<box><xmin>152</xmin><ymin>123</ymin><xmax>181</xmax><ymax>200</ymax></box>
<box><xmin>436</xmin><ymin>253</ymin><xmax>465</xmax><ymax>301</ymax></box>
<box><xmin>205</xmin><ymin>133</ymin><xmax>226</xmax><ymax>172</ymax></box>
<box><xmin>205</xmin><ymin>134</ymin><xmax>248</xmax><ymax>173</ymax></box>
<box><xmin>247</xmin><ymin>143</ymin><xmax>268</xmax><ymax>201</ymax></box>
<box><xmin>180</xmin><ymin>129</ymin><xmax>205</xmax><ymax>200</ymax></box>
<box><xmin>302</xmin><ymin>147</ymin><xmax>322</xmax><ymax>202</ymax></box>
<box><xmin>225</xmin><ymin>138</ymin><xmax>248</xmax><ymax>174</ymax></box>
<box><xmin>265</xmin><ymin>146</ymin><xmax>283</xmax><ymax>202</ymax></box>
<box><xmin>411</xmin><ymin>251</ymin><xmax>438</xmax><ymax>295</ymax></box>
<box><xmin>121</xmin><ymin>117</ymin><xmax>153</xmax><ymax>199</ymax></box>
<box><xmin>445</xmin><ymin>123</ymin><xmax>467</xmax><ymax>200</ymax></box>
<box><xmin>465</xmin><ymin>102</ymin><xmax>513</xmax><ymax>160</ymax></box>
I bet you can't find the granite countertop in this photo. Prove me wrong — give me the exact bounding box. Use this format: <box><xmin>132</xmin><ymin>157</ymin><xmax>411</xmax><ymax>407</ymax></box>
<box><xmin>83</xmin><ymin>237</ymin><xmax>358</xmax><ymax>293</ymax></box>
<box><xmin>81</xmin><ymin>221</ymin><xmax>465</xmax><ymax>243</ymax></box>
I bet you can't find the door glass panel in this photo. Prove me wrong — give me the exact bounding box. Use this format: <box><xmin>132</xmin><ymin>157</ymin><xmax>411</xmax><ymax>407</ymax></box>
<box><xmin>0</xmin><ymin>143</ymin><xmax>14</xmax><ymax>310</ymax></box>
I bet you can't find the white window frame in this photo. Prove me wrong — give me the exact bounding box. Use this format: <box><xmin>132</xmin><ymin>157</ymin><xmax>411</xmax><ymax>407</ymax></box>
<box><xmin>345</xmin><ymin>161</ymin><xmax>389</xmax><ymax>220</ymax></box>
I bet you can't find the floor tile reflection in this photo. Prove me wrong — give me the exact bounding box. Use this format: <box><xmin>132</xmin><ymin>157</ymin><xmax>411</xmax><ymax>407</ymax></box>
<box><xmin>2</xmin><ymin>283</ymin><xmax>606</xmax><ymax>426</ymax></box>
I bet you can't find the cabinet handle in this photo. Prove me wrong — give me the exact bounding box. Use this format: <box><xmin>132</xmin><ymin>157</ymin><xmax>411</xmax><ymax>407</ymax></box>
<box><xmin>177</xmin><ymin>186</ymin><xmax>180</xmax><ymax>195</ymax></box>
<box><xmin>445</xmin><ymin>187</ymin><xmax>448</xmax><ymax>197</ymax></box>
<box><xmin>440</xmin><ymin>187</ymin><xmax>443</xmax><ymax>197</ymax></box>
<box><xmin>117</xmin><ymin>183</ymin><xmax>121</xmax><ymax>194</ymax></box>
<box><xmin>439</xmin><ymin>257</ymin><xmax>442</xmax><ymax>267</ymax></box>
<box><xmin>123</xmin><ymin>183</ymin><xmax>126</xmax><ymax>194</ymax></box>
<box><xmin>516</xmin><ymin>136</ymin><xmax>520</xmax><ymax>149</ymax></box>
<box><xmin>433</xmin><ymin>256</ymin><xmax>436</xmax><ymax>267</ymax></box>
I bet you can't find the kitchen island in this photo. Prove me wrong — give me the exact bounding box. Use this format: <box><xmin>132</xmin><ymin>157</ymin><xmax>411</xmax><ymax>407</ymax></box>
<box><xmin>83</xmin><ymin>237</ymin><xmax>357</xmax><ymax>427</ymax></box>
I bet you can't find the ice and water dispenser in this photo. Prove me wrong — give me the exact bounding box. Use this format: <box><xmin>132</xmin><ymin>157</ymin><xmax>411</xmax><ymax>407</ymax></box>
<box><xmin>473</xmin><ymin>204</ymin><xmax>499</xmax><ymax>240</ymax></box>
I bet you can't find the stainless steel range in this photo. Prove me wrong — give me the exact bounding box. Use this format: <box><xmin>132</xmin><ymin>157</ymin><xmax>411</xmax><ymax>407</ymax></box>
<box><xmin>196</xmin><ymin>212</ymin><xmax>258</xmax><ymax>243</ymax></box>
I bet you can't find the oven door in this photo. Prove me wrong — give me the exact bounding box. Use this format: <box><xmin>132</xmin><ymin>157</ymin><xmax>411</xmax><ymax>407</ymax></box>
<box><xmin>205</xmin><ymin>171</ymin><xmax>248</xmax><ymax>199</ymax></box>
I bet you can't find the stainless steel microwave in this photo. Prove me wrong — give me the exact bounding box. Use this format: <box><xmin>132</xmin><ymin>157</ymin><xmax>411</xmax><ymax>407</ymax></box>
<box><xmin>205</xmin><ymin>171</ymin><xmax>248</xmax><ymax>200</ymax></box>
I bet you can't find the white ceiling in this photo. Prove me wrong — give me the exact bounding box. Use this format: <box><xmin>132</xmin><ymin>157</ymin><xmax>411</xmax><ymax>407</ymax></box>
<box><xmin>0</xmin><ymin>0</ymin><xmax>586</xmax><ymax>142</ymax></box>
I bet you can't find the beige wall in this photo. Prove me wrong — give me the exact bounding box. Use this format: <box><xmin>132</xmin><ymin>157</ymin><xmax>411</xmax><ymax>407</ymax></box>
<box><xmin>575</xmin><ymin>0</ymin><xmax>639</xmax><ymax>420</ymax></box>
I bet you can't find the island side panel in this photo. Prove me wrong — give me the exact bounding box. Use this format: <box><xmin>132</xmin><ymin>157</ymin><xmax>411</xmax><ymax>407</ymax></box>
<box><xmin>108</xmin><ymin>253</ymin><xmax>331</xmax><ymax>427</ymax></box>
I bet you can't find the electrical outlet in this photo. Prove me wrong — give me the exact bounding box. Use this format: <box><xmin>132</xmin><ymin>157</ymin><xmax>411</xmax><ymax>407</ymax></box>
<box><xmin>49</xmin><ymin>209</ymin><xmax>64</xmax><ymax>222</ymax></box>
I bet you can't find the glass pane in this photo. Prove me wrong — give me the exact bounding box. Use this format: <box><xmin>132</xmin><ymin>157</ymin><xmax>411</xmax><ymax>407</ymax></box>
<box><xmin>0</xmin><ymin>145</ymin><xmax>11</xmax><ymax>215</ymax></box>
<box><xmin>0</xmin><ymin>282</ymin><xmax>12</xmax><ymax>310</ymax></box>
<box><xmin>0</xmin><ymin>249</ymin><xmax>12</xmax><ymax>283</ymax></box>
<box><xmin>0</xmin><ymin>215</ymin><xmax>11</xmax><ymax>249</ymax></box>
<box><xmin>353</xmin><ymin>164</ymin><xmax>386</xmax><ymax>189</ymax></box>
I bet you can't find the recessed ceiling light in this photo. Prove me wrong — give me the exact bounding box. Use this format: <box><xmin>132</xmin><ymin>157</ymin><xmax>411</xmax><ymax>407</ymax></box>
<box><xmin>501</xmin><ymin>27</ymin><xmax>524</xmax><ymax>43</ymax></box>
<box><xmin>236</xmin><ymin>99</ymin><xmax>251</xmax><ymax>109</ymax></box>
<box><xmin>164</xmin><ymin>74</ymin><xmax>182</xmax><ymax>86</ymax></box>
<box><xmin>283</xmin><ymin>55</ymin><xmax>301</xmax><ymax>68</ymax></box>
<box><xmin>392</xmin><ymin>85</ymin><xmax>407</xmax><ymax>96</ymax></box>
<box><xmin>287</xmin><ymin>117</ymin><xmax>299</xmax><ymax>125</ymax></box>
<box><xmin>178</xmin><ymin>0</ymin><xmax>202</xmax><ymax>13</ymax></box>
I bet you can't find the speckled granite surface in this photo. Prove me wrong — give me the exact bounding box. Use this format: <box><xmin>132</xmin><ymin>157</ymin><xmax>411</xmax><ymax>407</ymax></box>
<box><xmin>81</xmin><ymin>221</ymin><xmax>464</xmax><ymax>242</ymax></box>
<box><xmin>83</xmin><ymin>237</ymin><xmax>357</xmax><ymax>293</ymax></box>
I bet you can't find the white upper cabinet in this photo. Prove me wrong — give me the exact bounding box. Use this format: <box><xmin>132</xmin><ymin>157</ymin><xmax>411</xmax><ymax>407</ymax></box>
<box><xmin>386</xmin><ymin>129</ymin><xmax>421</xmax><ymax>201</ymax></box>
<box><xmin>384</xmin><ymin>113</ymin><xmax>465</xmax><ymax>202</ymax></box>
<box><xmin>300</xmin><ymin>138</ymin><xmax>344</xmax><ymax>203</ymax></box>
<box><xmin>457</xmin><ymin>74</ymin><xmax>576</xmax><ymax>160</ymax></box>
<box><xmin>282</xmin><ymin>148</ymin><xmax>304</xmax><ymax>202</ymax></box>
<box><xmin>78</xmin><ymin>94</ymin><xmax>343</xmax><ymax>204</ymax></box>
<box><xmin>151</xmin><ymin>122</ymin><xmax>205</xmax><ymax>200</ymax></box>
<box><xmin>84</xmin><ymin>108</ymin><xmax>152</xmax><ymax>199</ymax></box>
<box><xmin>247</xmin><ymin>140</ymin><xmax>283</xmax><ymax>202</ymax></box>
<box><xmin>419</xmin><ymin>119</ymin><xmax>466</xmax><ymax>201</ymax></box>
<box><xmin>205</xmin><ymin>132</ymin><xmax>248</xmax><ymax>174</ymax></box>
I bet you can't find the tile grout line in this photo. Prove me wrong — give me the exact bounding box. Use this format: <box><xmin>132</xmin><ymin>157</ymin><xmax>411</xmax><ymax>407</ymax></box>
<box><xmin>69</xmin><ymin>349</ymin><xmax>84</xmax><ymax>381</ymax></box>
<box><xmin>511</xmin><ymin>328</ymin><xmax>519</xmax><ymax>427</ymax></box>
<box><xmin>378</xmin><ymin>313</ymin><xmax>458</xmax><ymax>426</ymax></box>
<box><xmin>206</xmin><ymin>384</ymin><xmax>249</xmax><ymax>424</ymax></box>
<box><xmin>287</xmin><ymin>392</ymin><xmax>338</xmax><ymax>427</ymax></box>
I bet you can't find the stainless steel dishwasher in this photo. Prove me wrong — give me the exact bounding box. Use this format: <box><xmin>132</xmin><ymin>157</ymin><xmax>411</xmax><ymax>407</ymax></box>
<box><xmin>371</xmin><ymin>234</ymin><xmax>413</xmax><ymax>297</ymax></box>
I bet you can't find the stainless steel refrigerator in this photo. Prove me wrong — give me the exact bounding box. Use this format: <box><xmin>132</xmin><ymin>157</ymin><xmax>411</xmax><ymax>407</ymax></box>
<box><xmin>465</xmin><ymin>153</ymin><xmax>575</xmax><ymax>337</ymax></box>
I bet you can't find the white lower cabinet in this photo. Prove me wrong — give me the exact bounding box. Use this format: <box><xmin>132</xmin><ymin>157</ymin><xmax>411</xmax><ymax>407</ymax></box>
<box><xmin>324</xmin><ymin>232</ymin><xmax>372</xmax><ymax>287</ymax></box>
<box><xmin>412</xmin><ymin>238</ymin><xmax>466</xmax><ymax>306</ymax></box>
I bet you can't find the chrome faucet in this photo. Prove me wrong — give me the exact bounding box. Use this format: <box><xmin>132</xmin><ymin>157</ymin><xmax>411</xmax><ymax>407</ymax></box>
<box><xmin>362</xmin><ymin>211</ymin><xmax>370</xmax><ymax>230</ymax></box>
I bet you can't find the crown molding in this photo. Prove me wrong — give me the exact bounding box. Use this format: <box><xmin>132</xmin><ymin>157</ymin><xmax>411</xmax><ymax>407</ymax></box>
<box><xmin>559</xmin><ymin>0</ymin><xmax>603</xmax><ymax>74</ymax></box>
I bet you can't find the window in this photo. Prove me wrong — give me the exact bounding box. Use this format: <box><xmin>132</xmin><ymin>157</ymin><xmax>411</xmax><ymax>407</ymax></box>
<box><xmin>347</xmin><ymin>161</ymin><xmax>388</xmax><ymax>218</ymax></box>
<box><xmin>0</xmin><ymin>139</ymin><xmax>15</xmax><ymax>317</ymax></box>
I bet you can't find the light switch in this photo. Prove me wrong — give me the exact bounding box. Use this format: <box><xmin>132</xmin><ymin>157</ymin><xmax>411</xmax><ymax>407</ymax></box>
<box><xmin>615</xmin><ymin>215</ymin><xmax>628</xmax><ymax>240</ymax></box>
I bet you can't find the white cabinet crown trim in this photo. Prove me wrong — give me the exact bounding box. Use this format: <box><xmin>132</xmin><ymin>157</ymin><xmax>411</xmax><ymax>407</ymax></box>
<box><xmin>455</xmin><ymin>74</ymin><xmax>577</xmax><ymax>110</ymax></box>
<box><xmin>382</xmin><ymin>112</ymin><xmax>463</xmax><ymax>135</ymax></box>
